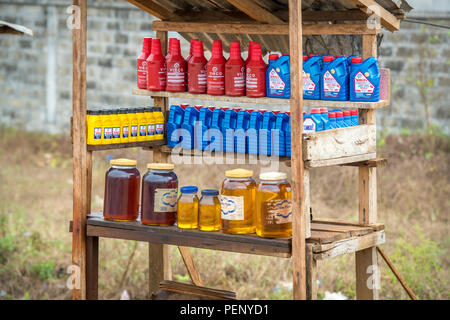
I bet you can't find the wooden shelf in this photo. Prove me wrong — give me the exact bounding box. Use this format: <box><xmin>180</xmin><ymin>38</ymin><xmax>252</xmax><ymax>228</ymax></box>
<box><xmin>87</xmin><ymin>140</ymin><xmax>165</xmax><ymax>151</ymax></box>
<box><xmin>81</xmin><ymin>213</ymin><xmax>385</xmax><ymax>260</ymax></box>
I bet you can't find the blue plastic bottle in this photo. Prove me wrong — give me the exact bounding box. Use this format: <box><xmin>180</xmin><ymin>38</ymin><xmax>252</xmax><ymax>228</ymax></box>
<box><xmin>335</xmin><ymin>111</ymin><xmax>344</xmax><ymax>128</ymax></box>
<box><xmin>321</xmin><ymin>56</ymin><xmax>349</xmax><ymax>101</ymax></box>
<box><xmin>349</xmin><ymin>57</ymin><xmax>380</xmax><ymax>102</ymax></box>
<box><xmin>167</xmin><ymin>105</ymin><xmax>185</xmax><ymax>147</ymax></box>
<box><xmin>328</xmin><ymin>112</ymin><xmax>337</xmax><ymax>129</ymax></box>
<box><xmin>180</xmin><ymin>106</ymin><xmax>199</xmax><ymax>149</ymax></box>
<box><xmin>273</xmin><ymin>112</ymin><xmax>290</xmax><ymax>157</ymax></box>
<box><xmin>208</xmin><ymin>108</ymin><xmax>225</xmax><ymax>151</ymax></box>
<box><xmin>320</xmin><ymin>108</ymin><xmax>330</xmax><ymax>130</ymax></box>
<box><xmin>303</xmin><ymin>55</ymin><xmax>322</xmax><ymax>100</ymax></box>
<box><xmin>266</xmin><ymin>54</ymin><xmax>291</xmax><ymax>99</ymax></box>
<box><xmin>248</xmin><ymin>110</ymin><xmax>264</xmax><ymax>155</ymax></box>
<box><xmin>303</xmin><ymin>109</ymin><xmax>323</xmax><ymax>133</ymax></box>
<box><xmin>351</xmin><ymin>109</ymin><xmax>359</xmax><ymax>126</ymax></box>
<box><xmin>235</xmin><ymin>109</ymin><xmax>251</xmax><ymax>153</ymax></box>
<box><xmin>260</xmin><ymin>111</ymin><xmax>277</xmax><ymax>155</ymax></box>
<box><xmin>196</xmin><ymin>107</ymin><xmax>212</xmax><ymax>150</ymax></box>
<box><xmin>286</xmin><ymin>112</ymin><xmax>291</xmax><ymax>157</ymax></box>
<box><xmin>222</xmin><ymin>108</ymin><xmax>238</xmax><ymax>152</ymax></box>
<box><xmin>343</xmin><ymin>110</ymin><xmax>352</xmax><ymax>127</ymax></box>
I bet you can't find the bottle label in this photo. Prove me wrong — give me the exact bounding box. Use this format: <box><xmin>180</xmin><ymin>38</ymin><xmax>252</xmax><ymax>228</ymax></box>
<box><xmin>131</xmin><ymin>125</ymin><xmax>138</xmax><ymax>137</ymax></box>
<box><xmin>268</xmin><ymin>68</ymin><xmax>285</xmax><ymax>95</ymax></box>
<box><xmin>155</xmin><ymin>123</ymin><xmax>164</xmax><ymax>135</ymax></box>
<box><xmin>112</xmin><ymin>127</ymin><xmax>120</xmax><ymax>139</ymax></box>
<box><xmin>94</xmin><ymin>128</ymin><xmax>101</xmax><ymax>139</ymax></box>
<box><xmin>122</xmin><ymin>126</ymin><xmax>129</xmax><ymax>138</ymax></box>
<box><xmin>220</xmin><ymin>195</ymin><xmax>244</xmax><ymax>220</ymax></box>
<box><xmin>104</xmin><ymin>127</ymin><xmax>112</xmax><ymax>140</ymax></box>
<box><xmin>207</xmin><ymin>66</ymin><xmax>225</xmax><ymax>91</ymax></box>
<box><xmin>167</xmin><ymin>63</ymin><xmax>185</xmax><ymax>86</ymax></box>
<box><xmin>265</xmin><ymin>199</ymin><xmax>292</xmax><ymax>225</ymax></box>
<box><xmin>154</xmin><ymin>188</ymin><xmax>178</xmax><ymax>212</ymax></box>
<box><xmin>147</xmin><ymin>124</ymin><xmax>155</xmax><ymax>136</ymax></box>
<box><xmin>139</xmin><ymin>125</ymin><xmax>147</xmax><ymax>137</ymax></box>
<box><xmin>354</xmin><ymin>72</ymin><xmax>375</xmax><ymax>98</ymax></box>
<box><xmin>303</xmin><ymin>70</ymin><xmax>316</xmax><ymax>96</ymax></box>
<box><xmin>303</xmin><ymin>118</ymin><xmax>316</xmax><ymax>133</ymax></box>
<box><xmin>198</xmin><ymin>69</ymin><xmax>207</xmax><ymax>88</ymax></box>
<box><xmin>137</xmin><ymin>59</ymin><xmax>147</xmax><ymax>89</ymax></box>
<box><xmin>233</xmin><ymin>67</ymin><xmax>245</xmax><ymax>89</ymax></box>
<box><xmin>323</xmin><ymin>70</ymin><xmax>341</xmax><ymax>97</ymax></box>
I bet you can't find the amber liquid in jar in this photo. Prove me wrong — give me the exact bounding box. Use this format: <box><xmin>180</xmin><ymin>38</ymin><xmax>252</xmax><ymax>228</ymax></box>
<box><xmin>221</xmin><ymin>177</ymin><xmax>256</xmax><ymax>234</ymax></box>
<box><xmin>177</xmin><ymin>188</ymin><xmax>199</xmax><ymax>229</ymax></box>
<box><xmin>256</xmin><ymin>179</ymin><xmax>292</xmax><ymax>238</ymax></box>
<box><xmin>103</xmin><ymin>163</ymin><xmax>140</xmax><ymax>221</ymax></box>
<box><xmin>199</xmin><ymin>190</ymin><xmax>221</xmax><ymax>231</ymax></box>
<box><xmin>141</xmin><ymin>166</ymin><xmax>178</xmax><ymax>226</ymax></box>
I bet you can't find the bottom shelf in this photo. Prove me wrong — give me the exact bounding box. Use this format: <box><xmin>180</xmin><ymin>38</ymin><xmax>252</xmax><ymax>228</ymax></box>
<box><xmin>80</xmin><ymin>213</ymin><xmax>385</xmax><ymax>260</ymax></box>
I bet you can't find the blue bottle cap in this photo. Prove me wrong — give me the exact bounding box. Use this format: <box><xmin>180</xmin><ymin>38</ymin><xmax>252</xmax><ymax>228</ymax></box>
<box><xmin>201</xmin><ymin>189</ymin><xmax>219</xmax><ymax>196</ymax></box>
<box><xmin>180</xmin><ymin>186</ymin><xmax>198</xmax><ymax>193</ymax></box>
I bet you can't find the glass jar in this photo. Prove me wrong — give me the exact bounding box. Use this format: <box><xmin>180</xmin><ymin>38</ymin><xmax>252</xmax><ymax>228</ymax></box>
<box><xmin>220</xmin><ymin>169</ymin><xmax>256</xmax><ymax>234</ymax></box>
<box><xmin>103</xmin><ymin>158</ymin><xmax>140</xmax><ymax>221</ymax></box>
<box><xmin>199</xmin><ymin>189</ymin><xmax>221</xmax><ymax>231</ymax></box>
<box><xmin>177</xmin><ymin>186</ymin><xmax>199</xmax><ymax>229</ymax></box>
<box><xmin>256</xmin><ymin>172</ymin><xmax>292</xmax><ymax>238</ymax></box>
<box><xmin>141</xmin><ymin>163</ymin><xmax>178</xmax><ymax>226</ymax></box>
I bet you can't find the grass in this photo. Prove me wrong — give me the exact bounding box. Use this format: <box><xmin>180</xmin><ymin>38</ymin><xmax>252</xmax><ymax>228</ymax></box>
<box><xmin>0</xmin><ymin>126</ymin><xmax>448</xmax><ymax>300</ymax></box>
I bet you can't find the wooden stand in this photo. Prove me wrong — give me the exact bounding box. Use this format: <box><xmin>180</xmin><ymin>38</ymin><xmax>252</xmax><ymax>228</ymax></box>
<box><xmin>71</xmin><ymin>0</ymin><xmax>402</xmax><ymax>300</ymax></box>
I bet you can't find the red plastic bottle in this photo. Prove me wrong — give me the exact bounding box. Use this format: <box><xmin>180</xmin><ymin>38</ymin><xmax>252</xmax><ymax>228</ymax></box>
<box><xmin>245</xmin><ymin>43</ymin><xmax>267</xmax><ymax>97</ymax></box>
<box><xmin>245</xmin><ymin>41</ymin><xmax>257</xmax><ymax>65</ymax></box>
<box><xmin>186</xmin><ymin>39</ymin><xmax>200</xmax><ymax>90</ymax></box>
<box><xmin>146</xmin><ymin>38</ymin><xmax>166</xmax><ymax>91</ymax></box>
<box><xmin>166</xmin><ymin>38</ymin><xmax>186</xmax><ymax>92</ymax></box>
<box><xmin>165</xmin><ymin>38</ymin><xmax>177</xmax><ymax>60</ymax></box>
<box><xmin>225</xmin><ymin>41</ymin><xmax>245</xmax><ymax>97</ymax></box>
<box><xmin>137</xmin><ymin>37</ymin><xmax>151</xmax><ymax>89</ymax></box>
<box><xmin>206</xmin><ymin>40</ymin><xmax>226</xmax><ymax>95</ymax></box>
<box><xmin>188</xmin><ymin>40</ymin><xmax>207</xmax><ymax>94</ymax></box>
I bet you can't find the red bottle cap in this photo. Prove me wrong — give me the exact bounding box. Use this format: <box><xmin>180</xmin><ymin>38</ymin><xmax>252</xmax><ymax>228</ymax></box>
<box><xmin>311</xmin><ymin>108</ymin><xmax>320</xmax><ymax>114</ymax></box>
<box><xmin>336</xmin><ymin>111</ymin><xmax>343</xmax><ymax>117</ymax></box>
<box><xmin>303</xmin><ymin>55</ymin><xmax>308</xmax><ymax>61</ymax></box>
<box><xmin>250</xmin><ymin>43</ymin><xmax>262</xmax><ymax>61</ymax></box>
<box><xmin>151</xmin><ymin>38</ymin><xmax>162</xmax><ymax>56</ymax></box>
<box><xmin>308</xmin><ymin>54</ymin><xmax>317</xmax><ymax>58</ymax></box>
<box><xmin>336</xmin><ymin>55</ymin><xmax>345</xmax><ymax>58</ymax></box>
<box><xmin>234</xmin><ymin>108</ymin><xmax>242</xmax><ymax>112</ymax></box>
<box><xmin>142</xmin><ymin>37</ymin><xmax>152</xmax><ymax>53</ymax></box>
<box><xmin>286</xmin><ymin>112</ymin><xmax>291</xmax><ymax>115</ymax></box>
<box><xmin>211</xmin><ymin>40</ymin><xmax>223</xmax><ymax>57</ymax></box>
<box><xmin>221</xmin><ymin>107</ymin><xmax>230</xmax><ymax>111</ymax></box>
<box><xmin>230</xmin><ymin>41</ymin><xmax>241</xmax><ymax>57</ymax></box>
<box><xmin>194</xmin><ymin>105</ymin><xmax>203</xmax><ymax>111</ymax></box>
<box><xmin>246</xmin><ymin>109</ymin><xmax>254</xmax><ymax>113</ymax></box>
<box><xmin>351</xmin><ymin>56</ymin><xmax>362</xmax><ymax>63</ymax></box>
<box><xmin>343</xmin><ymin>110</ymin><xmax>351</xmax><ymax>116</ymax></box>
<box><xmin>320</xmin><ymin>108</ymin><xmax>328</xmax><ymax>113</ymax></box>
<box><xmin>208</xmin><ymin>107</ymin><xmax>215</xmax><ymax>111</ymax></box>
<box><xmin>269</xmin><ymin>54</ymin><xmax>279</xmax><ymax>61</ymax></box>
<box><xmin>259</xmin><ymin>109</ymin><xmax>268</xmax><ymax>114</ymax></box>
<box><xmin>272</xmin><ymin>110</ymin><xmax>281</xmax><ymax>115</ymax></box>
<box><xmin>180</xmin><ymin>103</ymin><xmax>189</xmax><ymax>109</ymax></box>
<box><xmin>193</xmin><ymin>40</ymin><xmax>204</xmax><ymax>56</ymax></box>
<box><xmin>323</xmin><ymin>56</ymin><xmax>334</xmax><ymax>62</ymax></box>
<box><xmin>247</xmin><ymin>41</ymin><xmax>256</xmax><ymax>61</ymax></box>
<box><xmin>351</xmin><ymin>109</ymin><xmax>358</xmax><ymax>116</ymax></box>
<box><xmin>328</xmin><ymin>112</ymin><xmax>336</xmax><ymax>118</ymax></box>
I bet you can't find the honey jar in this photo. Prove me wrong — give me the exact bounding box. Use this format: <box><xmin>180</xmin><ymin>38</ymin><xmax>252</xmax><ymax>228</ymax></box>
<box><xmin>199</xmin><ymin>189</ymin><xmax>221</xmax><ymax>231</ymax></box>
<box><xmin>177</xmin><ymin>186</ymin><xmax>199</xmax><ymax>229</ymax></box>
<box><xmin>256</xmin><ymin>172</ymin><xmax>292</xmax><ymax>238</ymax></box>
<box><xmin>220</xmin><ymin>169</ymin><xmax>256</xmax><ymax>234</ymax></box>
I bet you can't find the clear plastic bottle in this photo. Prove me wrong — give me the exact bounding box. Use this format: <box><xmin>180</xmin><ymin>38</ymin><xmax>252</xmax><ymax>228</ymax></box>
<box><xmin>177</xmin><ymin>186</ymin><xmax>199</xmax><ymax>229</ymax></box>
<box><xmin>199</xmin><ymin>189</ymin><xmax>221</xmax><ymax>231</ymax></box>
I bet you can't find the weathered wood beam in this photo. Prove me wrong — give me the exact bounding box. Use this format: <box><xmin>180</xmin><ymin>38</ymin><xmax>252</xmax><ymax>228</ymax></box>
<box><xmin>302</xmin><ymin>9</ymin><xmax>368</xmax><ymax>22</ymax></box>
<box><xmin>152</xmin><ymin>21</ymin><xmax>380</xmax><ymax>35</ymax></box>
<box><xmin>348</xmin><ymin>0</ymin><xmax>401</xmax><ymax>31</ymax></box>
<box><xmin>225</xmin><ymin>0</ymin><xmax>284</xmax><ymax>23</ymax></box>
<box><xmin>126</xmin><ymin>0</ymin><xmax>177</xmax><ymax>20</ymax></box>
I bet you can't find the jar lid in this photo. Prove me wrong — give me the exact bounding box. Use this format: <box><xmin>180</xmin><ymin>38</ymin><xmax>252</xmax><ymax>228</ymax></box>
<box><xmin>201</xmin><ymin>189</ymin><xmax>219</xmax><ymax>196</ymax></box>
<box><xmin>260</xmin><ymin>171</ymin><xmax>288</xmax><ymax>181</ymax></box>
<box><xmin>147</xmin><ymin>163</ymin><xmax>174</xmax><ymax>170</ymax></box>
<box><xmin>110</xmin><ymin>158</ymin><xmax>137</xmax><ymax>166</ymax></box>
<box><xmin>225</xmin><ymin>168</ymin><xmax>253</xmax><ymax>178</ymax></box>
<box><xmin>180</xmin><ymin>186</ymin><xmax>198</xmax><ymax>193</ymax></box>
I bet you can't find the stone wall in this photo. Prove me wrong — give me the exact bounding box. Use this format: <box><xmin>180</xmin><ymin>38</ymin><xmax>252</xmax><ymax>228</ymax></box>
<box><xmin>0</xmin><ymin>0</ymin><xmax>448</xmax><ymax>134</ymax></box>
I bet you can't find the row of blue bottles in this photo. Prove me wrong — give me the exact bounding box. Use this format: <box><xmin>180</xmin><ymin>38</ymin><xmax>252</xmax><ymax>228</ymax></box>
<box><xmin>303</xmin><ymin>108</ymin><xmax>359</xmax><ymax>133</ymax></box>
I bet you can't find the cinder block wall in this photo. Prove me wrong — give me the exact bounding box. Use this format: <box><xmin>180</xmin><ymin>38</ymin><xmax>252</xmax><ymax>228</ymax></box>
<box><xmin>0</xmin><ymin>0</ymin><xmax>448</xmax><ymax>134</ymax></box>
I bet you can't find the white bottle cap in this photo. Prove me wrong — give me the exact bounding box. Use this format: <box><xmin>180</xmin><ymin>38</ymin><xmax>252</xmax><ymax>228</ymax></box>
<box><xmin>259</xmin><ymin>172</ymin><xmax>288</xmax><ymax>181</ymax></box>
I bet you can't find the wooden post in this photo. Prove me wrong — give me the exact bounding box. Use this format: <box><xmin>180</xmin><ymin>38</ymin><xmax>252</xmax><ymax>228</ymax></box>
<box><xmin>289</xmin><ymin>0</ymin><xmax>306</xmax><ymax>300</ymax></box>
<box><xmin>72</xmin><ymin>0</ymin><xmax>88</xmax><ymax>300</ymax></box>
<box><xmin>86</xmin><ymin>236</ymin><xmax>99</xmax><ymax>300</ymax></box>
<box><xmin>355</xmin><ymin>33</ymin><xmax>380</xmax><ymax>300</ymax></box>
<box><xmin>305</xmin><ymin>243</ymin><xmax>317</xmax><ymax>300</ymax></box>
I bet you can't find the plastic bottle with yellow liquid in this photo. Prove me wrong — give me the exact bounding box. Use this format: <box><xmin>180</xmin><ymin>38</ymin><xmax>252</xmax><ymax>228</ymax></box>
<box><xmin>137</xmin><ymin>107</ymin><xmax>147</xmax><ymax>142</ymax></box>
<box><xmin>220</xmin><ymin>169</ymin><xmax>256</xmax><ymax>234</ymax></box>
<box><xmin>153</xmin><ymin>106</ymin><xmax>165</xmax><ymax>141</ymax></box>
<box><xmin>256</xmin><ymin>172</ymin><xmax>292</xmax><ymax>238</ymax></box>
<box><xmin>199</xmin><ymin>189</ymin><xmax>221</xmax><ymax>231</ymax></box>
<box><xmin>119</xmin><ymin>108</ymin><xmax>130</xmax><ymax>143</ymax></box>
<box><xmin>128</xmin><ymin>108</ymin><xmax>139</xmax><ymax>142</ymax></box>
<box><xmin>111</xmin><ymin>109</ymin><xmax>121</xmax><ymax>144</ymax></box>
<box><xmin>102</xmin><ymin>109</ymin><xmax>113</xmax><ymax>145</ymax></box>
<box><xmin>145</xmin><ymin>107</ymin><xmax>155</xmax><ymax>141</ymax></box>
<box><xmin>87</xmin><ymin>109</ymin><xmax>102</xmax><ymax>145</ymax></box>
<box><xmin>177</xmin><ymin>186</ymin><xmax>199</xmax><ymax>229</ymax></box>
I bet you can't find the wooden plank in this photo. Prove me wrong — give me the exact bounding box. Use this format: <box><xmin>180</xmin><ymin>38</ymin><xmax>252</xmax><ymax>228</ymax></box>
<box><xmin>149</xmin><ymin>243</ymin><xmax>171</xmax><ymax>298</ymax></box>
<box><xmin>178</xmin><ymin>247</ymin><xmax>204</xmax><ymax>287</ymax></box>
<box><xmin>312</xmin><ymin>217</ymin><xmax>384</xmax><ymax>231</ymax></box>
<box><xmin>314</xmin><ymin>230</ymin><xmax>385</xmax><ymax>260</ymax></box>
<box><xmin>152</xmin><ymin>21</ymin><xmax>379</xmax><ymax>35</ymax></box>
<box><xmin>311</xmin><ymin>223</ymin><xmax>374</xmax><ymax>237</ymax></box>
<box><xmin>302</xmin><ymin>9</ymin><xmax>368</xmax><ymax>22</ymax></box>
<box><xmin>305</xmin><ymin>153</ymin><xmax>377</xmax><ymax>168</ymax></box>
<box><xmin>126</xmin><ymin>0</ymin><xmax>177</xmax><ymax>20</ymax></box>
<box><xmin>155</xmin><ymin>280</ymin><xmax>236</xmax><ymax>300</ymax></box>
<box><xmin>132</xmin><ymin>88</ymin><xmax>389</xmax><ymax>109</ymax></box>
<box><xmin>225</xmin><ymin>0</ymin><xmax>284</xmax><ymax>24</ymax></box>
<box><xmin>307</xmin><ymin>230</ymin><xmax>348</xmax><ymax>244</ymax></box>
<box><xmin>289</xmin><ymin>0</ymin><xmax>306</xmax><ymax>300</ymax></box>
<box><xmin>304</xmin><ymin>169</ymin><xmax>311</xmax><ymax>239</ymax></box>
<box><xmin>86</xmin><ymin>217</ymin><xmax>292</xmax><ymax>257</ymax></box>
<box><xmin>71</xmin><ymin>0</ymin><xmax>87</xmax><ymax>301</ymax></box>
<box><xmin>303</xmin><ymin>125</ymin><xmax>376</xmax><ymax>162</ymax></box>
<box><xmin>305</xmin><ymin>243</ymin><xmax>317</xmax><ymax>300</ymax></box>
<box><xmin>359</xmin><ymin>167</ymin><xmax>377</xmax><ymax>225</ymax></box>
<box><xmin>343</xmin><ymin>157</ymin><xmax>387</xmax><ymax>168</ymax></box>
<box><xmin>348</xmin><ymin>0</ymin><xmax>400</xmax><ymax>31</ymax></box>
<box><xmin>87</xmin><ymin>140</ymin><xmax>164</xmax><ymax>151</ymax></box>
<box><xmin>356</xmin><ymin>247</ymin><xmax>380</xmax><ymax>299</ymax></box>
<box><xmin>86</xmin><ymin>236</ymin><xmax>98</xmax><ymax>300</ymax></box>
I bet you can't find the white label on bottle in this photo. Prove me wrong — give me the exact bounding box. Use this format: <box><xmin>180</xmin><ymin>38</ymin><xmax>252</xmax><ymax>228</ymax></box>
<box><xmin>265</xmin><ymin>199</ymin><xmax>292</xmax><ymax>224</ymax></box>
<box><xmin>268</xmin><ymin>68</ymin><xmax>285</xmax><ymax>90</ymax></box>
<box><xmin>155</xmin><ymin>124</ymin><xmax>164</xmax><ymax>135</ymax></box>
<box><xmin>220</xmin><ymin>195</ymin><xmax>244</xmax><ymax>220</ymax></box>
<box><xmin>323</xmin><ymin>70</ymin><xmax>341</xmax><ymax>94</ymax></box>
<box><xmin>303</xmin><ymin>118</ymin><xmax>316</xmax><ymax>133</ymax></box>
<box><xmin>303</xmin><ymin>70</ymin><xmax>316</xmax><ymax>93</ymax></box>
<box><xmin>354</xmin><ymin>72</ymin><xmax>375</xmax><ymax>94</ymax></box>
<box><xmin>154</xmin><ymin>188</ymin><xmax>178</xmax><ymax>212</ymax></box>
<box><xmin>94</xmin><ymin>128</ymin><xmax>101</xmax><ymax>139</ymax></box>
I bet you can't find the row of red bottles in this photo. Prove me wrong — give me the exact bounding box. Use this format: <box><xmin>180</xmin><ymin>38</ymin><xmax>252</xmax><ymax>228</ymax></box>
<box><xmin>137</xmin><ymin>38</ymin><xmax>267</xmax><ymax>97</ymax></box>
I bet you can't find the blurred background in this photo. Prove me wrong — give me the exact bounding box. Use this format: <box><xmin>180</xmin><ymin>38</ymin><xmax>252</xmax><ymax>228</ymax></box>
<box><xmin>0</xmin><ymin>0</ymin><xmax>448</xmax><ymax>300</ymax></box>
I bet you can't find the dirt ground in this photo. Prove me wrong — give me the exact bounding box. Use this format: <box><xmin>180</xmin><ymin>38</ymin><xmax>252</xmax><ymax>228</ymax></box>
<box><xmin>0</xmin><ymin>127</ymin><xmax>448</xmax><ymax>300</ymax></box>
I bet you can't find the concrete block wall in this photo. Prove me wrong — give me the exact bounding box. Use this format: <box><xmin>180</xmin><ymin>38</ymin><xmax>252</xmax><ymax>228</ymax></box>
<box><xmin>0</xmin><ymin>0</ymin><xmax>449</xmax><ymax>134</ymax></box>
